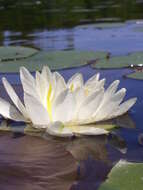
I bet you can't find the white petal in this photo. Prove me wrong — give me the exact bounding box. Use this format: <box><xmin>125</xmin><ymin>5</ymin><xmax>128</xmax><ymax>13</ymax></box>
<box><xmin>46</xmin><ymin>121</ymin><xmax>73</xmax><ymax>137</ymax></box>
<box><xmin>85</xmin><ymin>78</ymin><xmax>105</xmax><ymax>95</ymax></box>
<box><xmin>24</xmin><ymin>93</ymin><xmax>50</xmax><ymax>125</ymax></box>
<box><xmin>72</xmin><ymin>126</ymin><xmax>109</xmax><ymax>136</ymax></box>
<box><xmin>52</xmin><ymin>90</ymin><xmax>76</xmax><ymax>123</ymax></box>
<box><xmin>112</xmin><ymin>88</ymin><xmax>126</xmax><ymax>102</ymax></box>
<box><xmin>35</xmin><ymin>71</ymin><xmax>48</xmax><ymax>106</ymax></box>
<box><xmin>92</xmin><ymin>80</ymin><xmax>120</xmax><ymax>121</ymax></box>
<box><xmin>77</xmin><ymin>89</ymin><xmax>104</xmax><ymax>120</ymax></box>
<box><xmin>67</xmin><ymin>73</ymin><xmax>84</xmax><ymax>90</ymax></box>
<box><xmin>106</xmin><ymin>80</ymin><xmax>120</xmax><ymax>95</ymax></box>
<box><xmin>2</xmin><ymin>78</ymin><xmax>29</xmax><ymax>119</ymax></box>
<box><xmin>20</xmin><ymin>67</ymin><xmax>38</xmax><ymax>99</ymax></box>
<box><xmin>85</xmin><ymin>73</ymin><xmax>100</xmax><ymax>86</ymax></box>
<box><xmin>113</xmin><ymin>98</ymin><xmax>137</xmax><ymax>117</ymax></box>
<box><xmin>53</xmin><ymin>72</ymin><xmax>66</xmax><ymax>100</ymax></box>
<box><xmin>73</xmin><ymin>87</ymin><xmax>86</xmax><ymax>111</ymax></box>
<box><xmin>41</xmin><ymin>66</ymin><xmax>52</xmax><ymax>84</ymax></box>
<box><xmin>0</xmin><ymin>98</ymin><xmax>25</xmax><ymax>121</ymax></box>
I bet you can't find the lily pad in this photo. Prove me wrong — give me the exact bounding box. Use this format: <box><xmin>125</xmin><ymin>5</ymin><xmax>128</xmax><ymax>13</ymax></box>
<box><xmin>0</xmin><ymin>46</ymin><xmax>38</xmax><ymax>61</ymax></box>
<box><xmin>92</xmin><ymin>52</ymin><xmax>143</xmax><ymax>69</ymax></box>
<box><xmin>99</xmin><ymin>160</ymin><xmax>143</xmax><ymax>190</ymax></box>
<box><xmin>78</xmin><ymin>22</ymin><xmax>125</xmax><ymax>29</ymax></box>
<box><xmin>0</xmin><ymin>50</ymin><xmax>108</xmax><ymax>73</ymax></box>
<box><xmin>126</xmin><ymin>71</ymin><xmax>143</xmax><ymax>80</ymax></box>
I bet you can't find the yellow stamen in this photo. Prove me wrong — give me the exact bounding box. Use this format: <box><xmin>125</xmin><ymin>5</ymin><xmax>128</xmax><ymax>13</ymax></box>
<box><xmin>85</xmin><ymin>88</ymin><xmax>89</xmax><ymax>96</ymax></box>
<box><xmin>70</xmin><ymin>84</ymin><xmax>74</xmax><ymax>92</ymax></box>
<box><xmin>47</xmin><ymin>83</ymin><xmax>52</xmax><ymax>120</ymax></box>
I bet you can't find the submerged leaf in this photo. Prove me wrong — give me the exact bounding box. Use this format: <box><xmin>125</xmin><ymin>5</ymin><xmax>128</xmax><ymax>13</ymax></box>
<box><xmin>99</xmin><ymin>160</ymin><xmax>143</xmax><ymax>190</ymax></box>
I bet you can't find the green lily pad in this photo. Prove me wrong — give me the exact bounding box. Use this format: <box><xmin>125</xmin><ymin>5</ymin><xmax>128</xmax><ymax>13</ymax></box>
<box><xmin>78</xmin><ymin>22</ymin><xmax>125</xmax><ymax>29</ymax></box>
<box><xmin>0</xmin><ymin>46</ymin><xmax>38</xmax><ymax>61</ymax></box>
<box><xmin>99</xmin><ymin>160</ymin><xmax>143</xmax><ymax>190</ymax></box>
<box><xmin>0</xmin><ymin>50</ymin><xmax>108</xmax><ymax>73</ymax></box>
<box><xmin>126</xmin><ymin>71</ymin><xmax>143</xmax><ymax>80</ymax></box>
<box><xmin>92</xmin><ymin>52</ymin><xmax>143</xmax><ymax>69</ymax></box>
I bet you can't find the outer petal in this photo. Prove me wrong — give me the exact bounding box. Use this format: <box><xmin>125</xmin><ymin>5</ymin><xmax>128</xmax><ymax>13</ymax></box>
<box><xmin>52</xmin><ymin>89</ymin><xmax>76</xmax><ymax>123</ymax></box>
<box><xmin>67</xmin><ymin>73</ymin><xmax>84</xmax><ymax>91</ymax></box>
<box><xmin>105</xmin><ymin>80</ymin><xmax>120</xmax><ymax>96</ymax></box>
<box><xmin>24</xmin><ymin>93</ymin><xmax>50</xmax><ymax>126</ymax></box>
<box><xmin>41</xmin><ymin>66</ymin><xmax>52</xmax><ymax>85</ymax></box>
<box><xmin>53</xmin><ymin>72</ymin><xmax>66</xmax><ymax>100</ymax></box>
<box><xmin>35</xmin><ymin>71</ymin><xmax>48</xmax><ymax>106</ymax></box>
<box><xmin>2</xmin><ymin>78</ymin><xmax>29</xmax><ymax>119</ymax></box>
<box><xmin>0</xmin><ymin>97</ymin><xmax>25</xmax><ymax>121</ymax></box>
<box><xmin>85</xmin><ymin>73</ymin><xmax>100</xmax><ymax>86</ymax></box>
<box><xmin>71</xmin><ymin>126</ymin><xmax>109</xmax><ymax>135</ymax></box>
<box><xmin>113</xmin><ymin>98</ymin><xmax>137</xmax><ymax>117</ymax></box>
<box><xmin>20</xmin><ymin>67</ymin><xmax>38</xmax><ymax>99</ymax></box>
<box><xmin>46</xmin><ymin>121</ymin><xmax>73</xmax><ymax>137</ymax></box>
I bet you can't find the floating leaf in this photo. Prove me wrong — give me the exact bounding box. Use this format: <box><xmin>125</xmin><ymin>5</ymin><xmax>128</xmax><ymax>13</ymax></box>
<box><xmin>126</xmin><ymin>71</ymin><xmax>143</xmax><ymax>80</ymax></box>
<box><xmin>0</xmin><ymin>46</ymin><xmax>38</xmax><ymax>61</ymax></box>
<box><xmin>78</xmin><ymin>22</ymin><xmax>125</xmax><ymax>29</ymax></box>
<box><xmin>0</xmin><ymin>132</ymin><xmax>77</xmax><ymax>190</ymax></box>
<box><xmin>92</xmin><ymin>52</ymin><xmax>143</xmax><ymax>69</ymax></box>
<box><xmin>0</xmin><ymin>50</ymin><xmax>108</xmax><ymax>73</ymax></box>
<box><xmin>99</xmin><ymin>160</ymin><xmax>143</xmax><ymax>190</ymax></box>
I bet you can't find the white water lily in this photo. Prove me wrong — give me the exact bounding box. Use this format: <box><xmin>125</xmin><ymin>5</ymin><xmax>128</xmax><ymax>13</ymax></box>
<box><xmin>0</xmin><ymin>66</ymin><xmax>137</xmax><ymax>137</ymax></box>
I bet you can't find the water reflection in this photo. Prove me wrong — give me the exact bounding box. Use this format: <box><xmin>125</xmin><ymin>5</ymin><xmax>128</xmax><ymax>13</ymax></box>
<box><xmin>0</xmin><ymin>132</ymin><xmax>77</xmax><ymax>190</ymax></box>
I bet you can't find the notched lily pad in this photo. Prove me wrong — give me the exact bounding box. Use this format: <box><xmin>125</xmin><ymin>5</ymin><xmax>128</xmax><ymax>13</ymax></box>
<box><xmin>99</xmin><ymin>160</ymin><xmax>143</xmax><ymax>190</ymax></box>
<box><xmin>92</xmin><ymin>52</ymin><xmax>143</xmax><ymax>69</ymax></box>
<box><xmin>0</xmin><ymin>50</ymin><xmax>108</xmax><ymax>73</ymax></box>
<box><xmin>0</xmin><ymin>46</ymin><xmax>38</xmax><ymax>61</ymax></box>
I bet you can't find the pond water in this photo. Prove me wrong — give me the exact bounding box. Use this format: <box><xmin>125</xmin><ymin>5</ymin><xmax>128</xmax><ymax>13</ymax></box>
<box><xmin>0</xmin><ymin>0</ymin><xmax>143</xmax><ymax>190</ymax></box>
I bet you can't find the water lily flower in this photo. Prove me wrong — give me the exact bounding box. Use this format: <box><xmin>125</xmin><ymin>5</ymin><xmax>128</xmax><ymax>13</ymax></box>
<box><xmin>0</xmin><ymin>66</ymin><xmax>137</xmax><ymax>137</ymax></box>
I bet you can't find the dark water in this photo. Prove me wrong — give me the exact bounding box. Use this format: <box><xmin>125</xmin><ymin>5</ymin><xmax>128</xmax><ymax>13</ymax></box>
<box><xmin>1</xmin><ymin>0</ymin><xmax>143</xmax><ymax>190</ymax></box>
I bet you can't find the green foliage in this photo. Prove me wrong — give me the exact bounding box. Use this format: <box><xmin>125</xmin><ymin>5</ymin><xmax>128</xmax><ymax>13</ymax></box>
<box><xmin>99</xmin><ymin>160</ymin><xmax>143</xmax><ymax>190</ymax></box>
<box><xmin>126</xmin><ymin>71</ymin><xmax>143</xmax><ymax>80</ymax></box>
<box><xmin>0</xmin><ymin>48</ymin><xmax>108</xmax><ymax>72</ymax></box>
<box><xmin>92</xmin><ymin>52</ymin><xmax>143</xmax><ymax>69</ymax></box>
<box><xmin>78</xmin><ymin>22</ymin><xmax>125</xmax><ymax>29</ymax></box>
<box><xmin>0</xmin><ymin>46</ymin><xmax>38</xmax><ymax>61</ymax></box>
